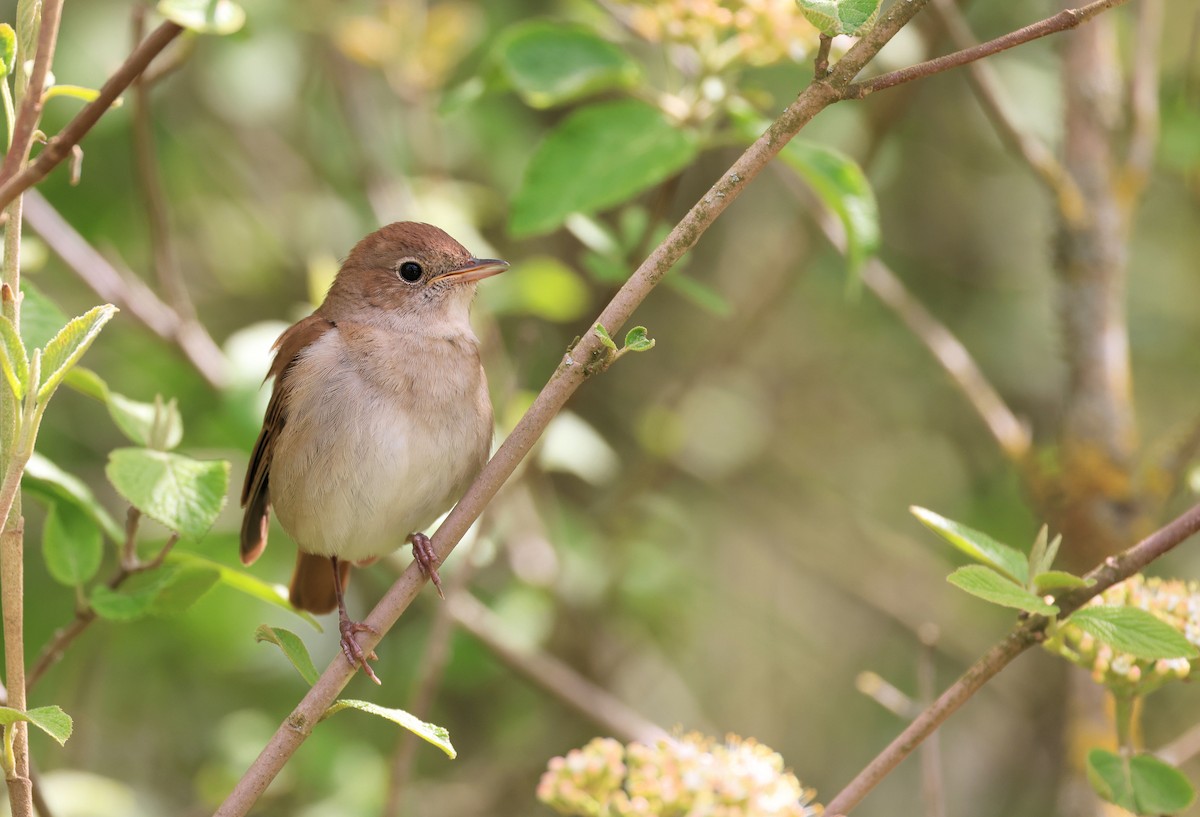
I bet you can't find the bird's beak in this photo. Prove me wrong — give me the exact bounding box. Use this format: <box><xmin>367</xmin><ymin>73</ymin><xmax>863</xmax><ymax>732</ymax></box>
<box><xmin>433</xmin><ymin>257</ymin><xmax>509</xmax><ymax>285</ymax></box>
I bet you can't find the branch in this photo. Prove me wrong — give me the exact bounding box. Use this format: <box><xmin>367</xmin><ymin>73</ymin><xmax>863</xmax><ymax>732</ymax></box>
<box><xmin>0</xmin><ymin>0</ymin><xmax>62</xmax><ymax>182</ymax></box>
<box><xmin>213</xmin><ymin>4</ymin><xmax>936</xmax><ymax>813</ymax></box>
<box><xmin>825</xmin><ymin>498</ymin><xmax>1200</xmax><ymax>815</ymax></box>
<box><xmin>0</xmin><ymin>21</ymin><xmax>184</xmax><ymax>212</ymax></box>
<box><xmin>21</xmin><ymin>190</ymin><xmax>229</xmax><ymax>388</ymax></box>
<box><xmin>844</xmin><ymin>0</ymin><xmax>1132</xmax><ymax>100</ymax></box>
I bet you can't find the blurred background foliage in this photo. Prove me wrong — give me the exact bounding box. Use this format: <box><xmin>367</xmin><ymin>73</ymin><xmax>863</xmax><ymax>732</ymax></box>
<box><xmin>2</xmin><ymin>0</ymin><xmax>1199</xmax><ymax>815</ymax></box>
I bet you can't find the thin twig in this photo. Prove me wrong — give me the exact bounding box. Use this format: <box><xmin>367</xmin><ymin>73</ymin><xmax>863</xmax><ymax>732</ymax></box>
<box><xmin>21</xmin><ymin>190</ymin><xmax>229</xmax><ymax>388</ymax></box>
<box><xmin>843</xmin><ymin>0</ymin><xmax>1132</xmax><ymax>100</ymax></box>
<box><xmin>0</xmin><ymin>0</ymin><xmax>62</xmax><ymax>183</ymax></box>
<box><xmin>814</xmin><ymin>34</ymin><xmax>833</xmax><ymax>77</ymax></box>
<box><xmin>449</xmin><ymin>592</ymin><xmax>669</xmax><ymax>744</ymax></box>
<box><xmin>212</xmin><ymin>4</ymin><xmax>937</xmax><ymax>812</ymax></box>
<box><xmin>0</xmin><ymin>21</ymin><xmax>184</xmax><ymax>212</ymax></box>
<box><xmin>926</xmin><ymin>0</ymin><xmax>1086</xmax><ymax>222</ymax></box>
<box><xmin>825</xmin><ymin>497</ymin><xmax>1200</xmax><ymax>816</ymax></box>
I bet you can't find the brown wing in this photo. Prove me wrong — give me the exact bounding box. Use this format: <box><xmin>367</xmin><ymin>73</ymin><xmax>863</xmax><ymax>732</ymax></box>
<box><xmin>239</xmin><ymin>315</ymin><xmax>335</xmax><ymax>565</ymax></box>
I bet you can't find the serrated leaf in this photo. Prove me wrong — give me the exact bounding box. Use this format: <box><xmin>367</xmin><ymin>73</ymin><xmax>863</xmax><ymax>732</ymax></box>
<box><xmin>911</xmin><ymin>506</ymin><xmax>1028</xmax><ymax>584</ymax></box>
<box><xmin>496</xmin><ymin>21</ymin><xmax>639</xmax><ymax>109</ymax></box>
<box><xmin>0</xmin><ymin>24</ymin><xmax>15</xmax><ymax>77</ymax></box>
<box><xmin>1088</xmin><ymin>749</ymin><xmax>1135</xmax><ymax>811</ymax></box>
<box><xmin>594</xmin><ymin>324</ymin><xmax>617</xmax><ymax>351</ymax></box>
<box><xmin>1068</xmin><ymin>606</ymin><xmax>1199</xmax><ymax>661</ymax></box>
<box><xmin>0</xmin><ymin>314</ymin><xmax>29</xmax><ymax>399</ymax></box>
<box><xmin>623</xmin><ymin>326</ymin><xmax>655</xmax><ymax>352</ymax></box>
<box><xmin>255</xmin><ymin>625</ymin><xmax>319</xmax><ymax>685</ymax></box>
<box><xmin>157</xmin><ymin>0</ymin><xmax>246</xmax><ymax>35</ymax></box>
<box><xmin>0</xmin><ymin>705</ymin><xmax>73</xmax><ymax>746</ymax></box>
<box><xmin>948</xmin><ymin>565</ymin><xmax>1058</xmax><ymax>615</ymax></box>
<box><xmin>511</xmin><ymin>99</ymin><xmax>698</xmax><ymax>237</ymax></box>
<box><xmin>1130</xmin><ymin>754</ymin><xmax>1196</xmax><ymax>814</ymax></box>
<box><xmin>42</xmin><ymin>501</ymin><xmax>102</xmax><ymax>586</ymax></box>
<box><xmin>38</xmin><ymin>304</ymin><xmax>117</xmax><ymax>403</ymax></box>
<box><xmin>24</xmin><ymin>452</ymin><xmax>124</xmax><ymax>543</ymax></box>
<box><xmin>105</xmin><ymin>449</ymin><xmax>229</xmax><ymax>539</ymax></box>
<box><xmin>1033</xmin><ymin>570</ymin><xmax>1091</xmax><ymax>594</ymax></box>
<box><xmin>797</xmin><ymin>0</ymin><xmax>881</xmax><ymax>36</ymax></box>
<box><xmin>168</xmin><ymin>551</ymin><xmax>321</xmax><ymax>631</ymax></box>
<box><xmin>323</xmin><ymin>699</ymin><xmax>456</xmax><ymax>759</ymax></box>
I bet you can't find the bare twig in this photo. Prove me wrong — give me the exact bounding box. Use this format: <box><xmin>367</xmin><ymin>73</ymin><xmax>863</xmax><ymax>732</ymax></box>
<box><xmin>0</xmin><ymin>21</ymin><xmax>184</xmax><ymax>212</ymax></box>
<box><xmin>212</xmin><ymin>4</ymin><xmax>937</xmax><ymax>813</ymax></box>
<box><xmin>844</xmin><ymin>0</ymin><xmax>1132</xmax><ymax>100</ymax></box>
<box><xmin>825</xmin><ymin>497</ymin><xmax>1200</xmax><ymax>815</ymax></box>
<box><xmin>0</xmin><ymin>0</ymin><xmax>62</xmax><ymax>183</ymax></box>
<box><xmin>449</xmin><ymin>592</ymin><xmax>668</xmax><ymax>744</ymax></box>
<box><xmin>21</xmin><ymin>190</ymin><xmax>229</xmax><ymax>388</ymax></box>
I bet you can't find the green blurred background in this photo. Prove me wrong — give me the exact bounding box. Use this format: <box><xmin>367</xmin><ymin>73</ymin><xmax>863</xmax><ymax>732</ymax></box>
<box><xmin>4</xmin><ymin>0</ymin><xmax>1200</xmax><ymax>815</ymax></box>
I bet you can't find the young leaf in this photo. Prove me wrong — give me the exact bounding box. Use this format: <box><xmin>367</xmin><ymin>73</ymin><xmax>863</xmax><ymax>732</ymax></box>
<box><xmin>1130</xmin><ymin>754</ymin><xmax>1196</xmax><ymax>814</ymax></box>
<box><xmin>0</xmin><ymin>24</ymin><xmax>15</xmax><ymax>78</ymax></box>
<box><xmin>594</xmin><ymin>324</ymin><xmax>617</xmax><ymax>351</ymax></box>
<box><xmin>38</xmin><ymin>304</ymin><xmax>118</xmax><ymax>404</ymax></box>
<box><xmin>511</xmin><ymin>99</ymin><xmax>698</xmax><ymax>237</ymax></box>
<box><xmin>24</xmin><ymin>452</ymin><xmax>124</xmax><ymax>543</ymax></box>
<box><xmin>1088</xmin><ymin>749</ymin><xmax>1135</xmax><ymax>811</ymax></box>
<box><xmin>157</xmin><ymin>0</ymin><xmax>246</xmax><ymax>35</ymax></box>
<box><xmin>0</xmin><ymin>705</ymin><xmax>73</xmax><ymax>746</ymax></box>
<box><xmin>797</xmin><ymin>0</ymin><xmax>882</xmax><ymax>36</ymax></box>
<box><xmin>0</xmin><ymin>313</ymin><xmax>29</xmax><ymax>399</ymax></box>
<box><xmin>947</xmin><ymin>565</ymin><xmax>1058</xmax><ymax>615</ymax></box>
<box><xmin>1033</xmin><ymin>570</ymin><xmax>1092</xmax><ymax>595</ymax></box>
<box><xmin>495</xmin><ymin>21</ymin><xmax>639</xmax><ymax>109</ymax></box>
<box><xmin>323</xmin><ymin>699</ymin><xmax>456</xmax><ymax>759</ymax></box>
<box><xmin>623</xmin><ymin>326</ymin><xmax>655</xmax><ymax>352</ymax></box>
<box><xmin>42</xmin><ymin>502</ymin><xmax>103</xmax><ymax>586</ymax></box>
<box><xmin>168</xmin><ymin>551</ymin><xmax>321</xmax><ymax>631</ymax></box>
<box><xmin>911</xmin><ymin>506</ymin><xmax>1029</xmax><ymax>584</ymax></box>
<box><xmin>255</xmin><ymin>625</ymin><xmax>319</xmax><ymax>685</ymax></box>
<box><xmin>106</xmin><ymin>449</ymin><xmax>230</xmax><ymax>539</ymax></box>
<box><xmin>1068</xmin><ymin>606</ymin><xmax>1199</xmax><ymax>661</ymax></box>
<box><xmin>1028</xmin><ymin>525</ymin><xmax>1049</xmax><ymax>580</ymax></box>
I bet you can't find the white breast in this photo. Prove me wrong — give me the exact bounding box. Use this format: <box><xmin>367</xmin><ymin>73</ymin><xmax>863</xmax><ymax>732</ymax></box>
<box><xmin>269</xmin><ymin>324</ymin><xmax>491</xmax><ymax>562</ymax></box>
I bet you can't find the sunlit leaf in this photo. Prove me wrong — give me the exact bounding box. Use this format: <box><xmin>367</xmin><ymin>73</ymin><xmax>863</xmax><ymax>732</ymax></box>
<box><xmin>0</xmin><ymin>705</ymin><xmax>73</xmax><ymax>746</ymax></box>
<box><xmin>797</xmin><ymin>0</ymin><xmax>881</xmax><ymax>35</ymax></box>
<box><xmin>42</xmin><ymin>501</ymin><xmax>102</xmax><ymax>586</ymax></box>
<box><xmin>911</xmin><ymin>506</ymin><xmax>1028</xmax><ymax>584</ymax></box>
<box><xmin>623</xmin><ymin>326</ymin><xmax>655</xmax><ymax>352</ymax></box>
<box><xmin>255</xmin><ymin>625</ymin><xmax>319</xmax><ymax>685</ymax></box>
<box><xmin>323</xmin><ymin>699</ymin><xmax>456</xmax><ymax>758</ymax></box>
<box><xmin>38</xmin><ymin>304</ymin><xmax>118</xmax><ymax>403</ymax></box>
<box><xmin>0</xmin><ymin>24</ymin><xmax>15</xmax><ymax>78</ymax></box>
<box><xmin>106</xmin><ymin>449</ymin><xmax>229</xmax><ymax>538</ymax></box>
<box><xmin>157</xmin><ymin>0</ymin><xmax>246</xmax><ymax>35</ymax></box>
<box><xmin>496</xmin><ymin>21</ymin><xmax>639</xmax><ymax>109</ymax></box>
<box><xmin>947</xmin><ymin>565</ymin><xmax>1058</xmax><ymax>615</ymax></box>
<box><xmin>511</xmin><ymin>100</ymin><xmax>698</xmax><ymax>237</ymax></box>
<box><xmin>1068</xmin><ymin>606</ymin><xmax>1198</xmax><ymax>661</ymax></box>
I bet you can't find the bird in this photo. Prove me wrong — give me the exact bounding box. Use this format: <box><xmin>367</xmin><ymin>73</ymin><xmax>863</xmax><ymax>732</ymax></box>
<box><xmin>240</xmin><ymin>222</ymin><xmax>507</xmax><ymax>683</ymax></box>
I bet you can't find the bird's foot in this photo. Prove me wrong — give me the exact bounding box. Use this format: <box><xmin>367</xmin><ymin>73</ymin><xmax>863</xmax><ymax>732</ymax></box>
<box><xmin>407</xmin><ymin>532</ymin><xmax>444</xmax><ymax>599</ymax></box>
<box><xmin>338</xmin><ymin>616</ymin><xmax>381</xmax><ymax>685</ymax></box>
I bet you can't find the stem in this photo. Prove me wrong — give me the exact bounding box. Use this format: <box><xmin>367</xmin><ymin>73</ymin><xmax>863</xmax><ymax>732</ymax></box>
<box><xmin>1114</xmin><ymin>693</ymin><xmax>1137</xmax><ymax>756</ymax></box>
<box><xmin>0</xmin><ymin>0</ymin><xmax>62</xmax><ymax>183</ymax></box>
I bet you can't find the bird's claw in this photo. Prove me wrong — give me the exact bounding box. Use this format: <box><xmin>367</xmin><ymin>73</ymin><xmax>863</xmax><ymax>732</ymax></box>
<box><xmin>408</xmin><ymin>532</ymin><xmax>444</xmax><ymax>599</ymax></box>
<box><xmin>339</xmin><ymin>616</ymin><xmax>381</xmax><ymax>684</ymax></box>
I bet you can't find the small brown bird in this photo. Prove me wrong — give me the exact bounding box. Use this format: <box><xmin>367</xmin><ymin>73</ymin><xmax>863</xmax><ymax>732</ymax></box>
<box><xmin>240</xmin><ymin>222</ymin><xmax>506</xmax><ymax>683</ymax></box>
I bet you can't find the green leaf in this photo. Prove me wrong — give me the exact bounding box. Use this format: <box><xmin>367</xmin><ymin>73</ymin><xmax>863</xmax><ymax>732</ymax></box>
<box><xmin>1088</xmin><ymin>749</ymin><xmax>1135</xmax><ymax>811</ymax></box>
<box><xmin>42</xmin><ymin>502</ymin><xmax>102</xmax><ymax>586</ymax></box>
<box><xmin>38</xmin><ymin>304</ymin><xmax>118</xmax><ymax>404</ymax></box>
<box><xmin>255</xmin><ymin>625</ymin><xmax>319</xmax><ymax>685</ymax></box>
<box><xmin>90</xmin><ymin>581</ymin><xmax>159</xmax><ymax>622</ymax></box>
<box><xmin>167</xmin><ymin>551</ymin><xmax>321</xmax><ymax>631</ymax></box>
<box><xmin>24</xmin><ymin>453</ymin><xmax>124</xmax><ymax>543</ymax></box>
<box><xmin>20</xmin><ymin>281</ymin><xmax>69</xmax><ymax>351</ymax></box>
<box><xmin>496</xmin><ymin>21</ymin><xmax>639</xmax><ymax>109</ymax></box>
<box><xmin>594</xmin><ymin>324</ymin><xmax>617</xmax><ymax>351</ymax></box>
<box><xmin>511</xmin><ymin>100</ymin><xmax>698</xmax><ymax>237</ymax></box>
<box><xmin>105</xmin><ymin>449</ymin><xmax>229</xmax><ymax>539</ymax></box>
<box><xmin>1068</xmin><ymin>605</ymin><xmax>1199</xmax><ymax>661</ymax></box>
<box><xmin>148</xmin><ymin>563</ymin><xmax>221</xmax><ymax>615</ymax></box>
<box><xmin>0</xmin><ymin>314</ymin><xmax>29</xmax><ymax>400</ymax></box>
<box><xmin>1033</xmin><ymin>570</ymin><xmax>1091</xmax><ymax>594</ymax></box>
<box><xmin>0</xmin><ymin>705</ymin><xmax>73</xmax><ymax>746</ymax></box>
<box><xmin>1130</xmin><ymin>754</ymin><xmax>1196</xmax><ymax>814</ymax></box>
<box><xmin>911</xmin><ymin>506</ymin><xmax>1028</xmax><ymax>584</ymax></box>
<box><xmin>623</xmin><ymin>326</ymin><xmax>655</xmax><ymax>352</ymax></box>
<box><xmin>779</xmin><ymin>140</ymin><xmax>880</xmax><ymax>289</ymax></box>
<box><xmin>665</xmin><ymin>273</ymin><xmax>732</xmax><ymax>317</ymax></box>
<box><xmin>947</xmin><ymin>565</ymin><xmax>1058</xmax><ymax>615</ymax></box>
<box><xmin>157</xmin><ymin>0</ymin><xmax>246</xmax><ymax>35</ymax></box>
<box><xmin>0</xmin><ymin>24</ymin><xmax>15</xmax><ymax>78</ymax></box>
<box><xmin>797</xmin><ymin>0</ymin><xmax>881</xmax><ymax>36</ymax></box>
<box><xmin>323</xmin><ymin>699</ymin><xmax>456</xmax><ymax>759</ymax></box>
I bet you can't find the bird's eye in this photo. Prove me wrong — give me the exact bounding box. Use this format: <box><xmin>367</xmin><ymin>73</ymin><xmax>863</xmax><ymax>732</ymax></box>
<box><xmin>398</xmin><ymin>261</ymin><xmax>423</xmax><ymax>282</ymax></box>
